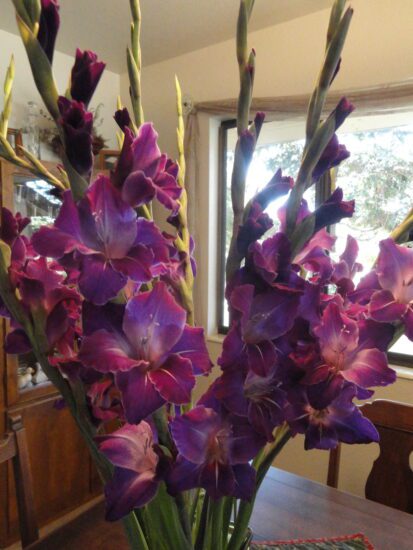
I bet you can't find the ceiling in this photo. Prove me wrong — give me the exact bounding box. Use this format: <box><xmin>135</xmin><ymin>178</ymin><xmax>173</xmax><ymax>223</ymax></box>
<box><xmin>0</xmin><ymin>0</ymin><xmax>334</xmax><ymax>73</ymax></box>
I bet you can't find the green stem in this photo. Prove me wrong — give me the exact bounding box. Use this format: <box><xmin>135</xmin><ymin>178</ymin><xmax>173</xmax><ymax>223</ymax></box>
<box><xmin>194</xmin><ymin>494</ymin><xmax>209</xmax><ymax>550</ymax></box>
<box><xmin>209</xmin><ymin>499</ymin><xmax>224</xmax><ymax>550</ymax></box>
<box><xmin>227</xmin><ymin>427</ymin><xmax>291</xmax><ymax>550</ymax></box>
<box><xmin>122</xmin><ymin>510</ymin><xmax>149</xmax><ymax>550</ymax></box>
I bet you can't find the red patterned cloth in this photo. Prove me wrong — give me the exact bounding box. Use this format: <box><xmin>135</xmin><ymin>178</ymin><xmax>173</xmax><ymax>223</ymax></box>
<box><xmin>251</xmin><ymin>533</ymin><xmax>374</xmax><ymax>549</ymax></box>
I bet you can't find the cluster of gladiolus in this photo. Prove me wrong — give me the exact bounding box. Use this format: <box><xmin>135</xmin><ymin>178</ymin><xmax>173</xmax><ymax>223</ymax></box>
<box><xmin>1</xmin><ymin>100</ymin><xmax>408</xmax><ymax>519</ymax></box>
<box><xmin>0</xmin><ymin>1</ymin><xmax>409</xmax><ymax>548</ymax></box>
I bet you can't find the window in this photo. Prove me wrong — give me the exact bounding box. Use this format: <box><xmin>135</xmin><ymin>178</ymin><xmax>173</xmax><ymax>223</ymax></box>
<box><xmin>218</xmin><ymin>112</ymin><xmax>413</xmax><ymax>364</ymax></box>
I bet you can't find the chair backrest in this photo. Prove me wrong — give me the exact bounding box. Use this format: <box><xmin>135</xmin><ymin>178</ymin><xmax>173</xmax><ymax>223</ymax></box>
<box><xmin>327</xmin><ymin>399</ymin><xmax>413</xmax><ymax>513</ymax></box>
<box><xmin>0</xmin><ymin>414</ymin><xmax>39</xmax><ymax>547</ymax></box>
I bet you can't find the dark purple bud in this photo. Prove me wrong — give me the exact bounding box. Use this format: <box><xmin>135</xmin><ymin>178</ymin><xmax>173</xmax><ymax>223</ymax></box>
<box><xmin>314</xmin><ymin>187</ymin><xmax>354</xmax><ymax>232</ymax></box>
<box><xmin>334</xmin><ymin>97</ymin><xmax>355</xmax><ymax>130</ymax></box>
<box><xmin>58</xmin><ymin>97</ymin><xmax>93</xmax><ymax>177</ymax></box>
<box><xmin>253</xmin><ymin>112</ymin><xmax>265</xmax><ymax>139</ymax></box>
<box><xmin>237</xmin><ymin>202</ymin><xmax>273</xmax><ymax>257</ymax></box>
<box><xmin>114</xmin><ymin>108</ymin><xmax>132</xmax><ymax>132</ymax></box>
<box><xmin>312</xmin><ymin>134</ymin><xmax>350</xmax><ymax>181</ymax></box>
<box><xmin>38</xmin><ymin>0</ymin><xmax>60</xmax><ymax>63</ymax></box>
<box><xmin>239</xmin><ymin>130</ymin><xmax>255</xmax><ymax>163</ymax></box>
<box><xmin>112</xmin><ymin>127</ymin><xmax>134</xmax><ymax>187</ymax></box>
<box><xmin>70</xmin><ymin>49</ymin><xmax>105</xmax><ymax>106</ymax></box>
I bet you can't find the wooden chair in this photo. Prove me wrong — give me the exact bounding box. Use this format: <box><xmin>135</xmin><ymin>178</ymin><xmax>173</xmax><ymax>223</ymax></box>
<box><xmin>0</xmin><ymin>414</ymin><xmax>39</xmax><ymax>547</ymax></box>
<box><xmin>327</xmin><ymin>399</ymin><xmax>413</xmax><ymax>513</ymax></box>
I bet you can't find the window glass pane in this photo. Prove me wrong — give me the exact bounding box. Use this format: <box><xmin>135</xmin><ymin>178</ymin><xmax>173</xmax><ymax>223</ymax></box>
<box><xmin>223</xmin><ymin>128</ymin><xmax>314</xmax><ymax>326</ymax></box>
<box><xmin>221</xmin><ymin>116</ymin><xmax>413</xmax><ymax>360</ymax></box>
<box><xmin>334</xmin><ymin>123</ymin><xmax>413</xmax><ymax>357</ymax></box>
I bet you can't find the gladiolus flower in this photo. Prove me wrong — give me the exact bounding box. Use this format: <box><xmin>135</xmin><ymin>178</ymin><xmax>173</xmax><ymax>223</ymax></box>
<box><xmin>98</xmin><ymin>422</ymin><xmax>161</xmax><ymax>520</ymax></box>
<box><xmin>79</xmin><ymin>282</ymin><xmax>211</xmax><ymax>422</ymax></box>
<box><xmin>169</xmin><ymin>406</ymin><xmax>264</xmax><ymax>500</ymax></box>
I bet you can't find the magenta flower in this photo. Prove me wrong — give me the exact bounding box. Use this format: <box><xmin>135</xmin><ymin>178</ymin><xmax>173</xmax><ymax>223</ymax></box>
<box><xmin>58</xmin><ymin>97</ymin><xmax>93</xmax><ymax>177</ymax></box>
<box><xmin>286</xmin><ymin>381</ymin><xmax>378</xmax><ymax>450</ymax></box>
<box><xmin>38</xmin><ymin>0</ymin><xmax>60</xmax><ymax>63</ymax></box>
<box><xmin>120</xmin><ymin>123</ymin><xmax>182</xmax><ymax>213</ymax></box>
<box><xmin>169</xmin><ymin>406</ymin><xmax>264</xmax><ymax>500</ymax></box>
<box><xmin>5</xmin><ymin>257</ymin><xmax>80</xmax><ymax>355</ymax></box>
<box><xmin>70</xmin><ymin>49</ymin><xmax>105</xmax><ymax>106</ymax></box>
<box><xmin>87</xmin><ymin>379</ymin><xmax>123</xmax><ymax>423</ymax></box>
<box><xmin>97</xmin><ymin>422</ymin><xmax>160</xmax><ymax>520</ymax></box>
<box><xmin>0</xmin><ymin>207</ymin><xmax>31</xmax><ymax>268</ymax></box>
<box><xmin>32</xmin><ymin>176</ymin><xmax>169</xmax><ymax>304</ymax></box>
<box><xmin>79</xmin><ymin>282</ymin><xmax>211</xmax><ymax>422</ymax></box>
<box><xmin>311</xmin><ymin>301</ymin><xmax>395</xmax><ymax>388</ymax></box>
<box><xmin>332</xmin><ymin>235</ymin><xmax>363</xmax><ymax>294</ymax></box>
<box><xmin>369</xmin><ymin>238</ymin><xmax>413</xmax><ymax>339</ymax></box>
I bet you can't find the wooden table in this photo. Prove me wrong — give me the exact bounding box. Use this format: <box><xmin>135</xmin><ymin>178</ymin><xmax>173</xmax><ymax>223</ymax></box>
<box><xmin>27</xmin><ymin>468</ymin><xmax>413</xmax><ymax>550</ymax></box>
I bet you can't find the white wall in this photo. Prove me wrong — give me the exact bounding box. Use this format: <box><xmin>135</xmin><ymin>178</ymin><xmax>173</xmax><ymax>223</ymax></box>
<box><xmin>0</xmin><ymin>28</ymin><xmax>120</xmax><ymax>149</ymax></box>
<box><xmin>121</xmin><ymin>0</ymin><xmax>413</xmax><ymax>156</ymax></box>
<box><xmin>119</xmin><ymin>0</ymin><xmax>413</xmax><ymax>499</ymax></box>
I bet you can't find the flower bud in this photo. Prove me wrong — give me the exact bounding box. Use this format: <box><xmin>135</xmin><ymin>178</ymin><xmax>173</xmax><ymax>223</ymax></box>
<box><xmin>70</xmin><ymin>49</ymin><xmax>105</xmax><ymax>106</ymax></box>
<box><xmin>38</xmin><ymin>0</ymin><xmax>60</xmax><ymax>63</ymax></box>
<box><xmin>58</xmin><ymin>97</ymin><xmax>93</xmax><ymax>177</ymax></box>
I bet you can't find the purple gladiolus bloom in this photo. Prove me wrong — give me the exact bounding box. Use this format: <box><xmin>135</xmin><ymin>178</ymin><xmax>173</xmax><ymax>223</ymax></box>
<box><xmin>5</xmin><ymin>257</ymin><xmax>80</xmax><ymax>355</ymax></box>
<box><xmin>79</xmin><ymin>282</ymin><xmax>211</xmax><ymax>422</ymax></box>
<box><xmin>230</xmin><ymin>283</ymin><xmax>301</xmax><ymax>344</ymax></box>
<box><xmin>38</xmin><ymin>0</ymin><xmax>60</xmax><ymax>63</ymax></box>
<box><xmin>58</xmin><ymin>97</ymin><xmax>93</xmax><ymax>177</ymax></box>
<box><xmin>287</xmin><ymin>381</ymin><xmax>378</xmax><ymax>450</ymax></box>
<box><xmin>369</xmin><ymin>239</ymin><xmax>413</xmax><ymax>339</ymax></box>
<box><xmin>98</xmin><ymin>422</ymin><xmax>160</xmax><ymax>520</ymax></box>
<box><xmin>217</xmin><ymin>361</ymin><xmax>287</xmax><ymax>441</ymax></box>
<box><xmin>32</xmin><ymin>176</ymin><xmax>167</xmax><ymax>304</ymax></box>
<box><xmin>312</xmin><ymin>301</ymin><xmax>396</xmax><ymax>388</ymax></box>
<box><xmin>169</xmin><ymin>406</ymin><xmax>264</xmax><ymax>500</ymax></box>
<box><xmin>121</xmin><ymin>123</ymin><xmax>182</xmax><ymax>213</ymax></box>
<box><xmin>70</xmin><ymin>49</ymin><xmax>105</xmax><ymax>106</ymax></box>
<box><xmin>0</xmin><ymin>208</ymin><xmax>31</xmax><ymax>267</ymax></box>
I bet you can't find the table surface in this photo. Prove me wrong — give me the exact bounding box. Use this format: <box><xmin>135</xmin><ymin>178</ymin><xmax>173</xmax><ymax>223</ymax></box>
<box><xmin>27</xmin><ymin>467</ymin><xmax>413</xmax><ymax>550</ymax></box>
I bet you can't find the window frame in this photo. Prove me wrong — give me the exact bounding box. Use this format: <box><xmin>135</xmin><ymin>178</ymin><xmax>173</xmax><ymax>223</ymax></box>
<box><xmin>217</xmin><ymin>119</ymin><xmax>413</xmax><ymax>367</ymax></box>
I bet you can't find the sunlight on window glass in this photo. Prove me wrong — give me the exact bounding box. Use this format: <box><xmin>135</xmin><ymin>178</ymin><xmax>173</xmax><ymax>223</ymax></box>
<box><xmin>223</xmin><ymin>120</ymin><xmax>413</xmax><ymax>357</ymax></box>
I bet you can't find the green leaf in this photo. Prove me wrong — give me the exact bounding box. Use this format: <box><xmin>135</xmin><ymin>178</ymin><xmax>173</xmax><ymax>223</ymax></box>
<box><xmin>15</xmin><ymin>13</ymin><xmax>59</xmax><ymax>120</ymax></box>
<box><xmin>0</xmin><ymin>240</ymin><xmax>12</xmax><ymax>270</ymax></box>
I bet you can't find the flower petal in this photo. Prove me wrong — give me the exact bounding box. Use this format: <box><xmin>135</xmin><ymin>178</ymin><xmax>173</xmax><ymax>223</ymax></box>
<box><xmin>79</xmin><ymin>255</ymin><xmax>127</xmax><ymax>305</ymax></box>
<box><xmin>123</xmin><ymin>282</ymin><xmax>186</xmax><ymax>363</ymax></box>
<box><xmin>115</xmin><ymin>368</ymin><xmax>165</xmax><ymax>423</ymax></box>
<box><xmin>170</xmin><ymin>326</ymin><xmax>212</xmax><ymax>375</ymax></box>
<box><xmin>79</xmin><ymin>329</ymin><xmax>137</xmax><ymax>373</ymax></box>
<box><xmin>104</xmin><ymin>468</ymin><xmax>158</xmax><ymax>521</ymax></box>
<box><xmin>149</xmin><ymin>355</ymin><xmax>195</xmax><ymax>404</ymax></box>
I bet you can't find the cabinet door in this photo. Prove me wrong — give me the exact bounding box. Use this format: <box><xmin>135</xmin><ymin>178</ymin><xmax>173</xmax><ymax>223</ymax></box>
<box><xmin>5</xmin><ymin>397</ymin><xmax>92</xmax><ymax>543</ymax></box>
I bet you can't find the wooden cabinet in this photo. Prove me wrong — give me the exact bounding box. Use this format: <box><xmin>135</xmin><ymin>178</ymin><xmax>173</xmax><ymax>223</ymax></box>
<box><xmin>0</xmin><ymin>160</ymin><xmax>102</xmax><ymax>547</ymax></box>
